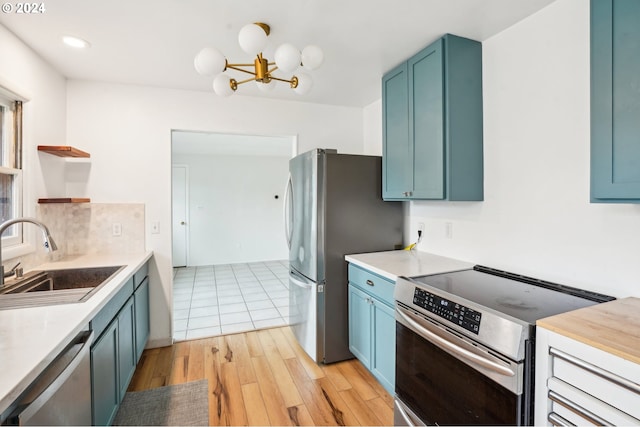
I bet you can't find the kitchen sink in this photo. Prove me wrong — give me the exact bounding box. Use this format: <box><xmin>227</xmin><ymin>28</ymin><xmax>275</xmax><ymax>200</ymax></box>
<box><xmin>0</xmin><ymin>265</ymin><xmax>125</xmax><ymax>309</ymax></box>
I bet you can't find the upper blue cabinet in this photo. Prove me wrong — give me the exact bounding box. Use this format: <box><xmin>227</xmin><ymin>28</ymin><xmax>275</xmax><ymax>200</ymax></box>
<box><xmin>382</xmin><ymin>34</ymin><xmax>483</xmax><ymax>201</ymax></box>
<box><xmin>591</xmin><ymin>0</ymin><xmax>640</xmax><ymax>203</ymax></box>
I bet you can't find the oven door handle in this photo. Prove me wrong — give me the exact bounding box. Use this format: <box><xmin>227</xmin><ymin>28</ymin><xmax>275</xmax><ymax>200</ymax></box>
<box><xmin>395</xmin><ymin>398</ymin><xmax>425</xmax><ymax>426</ymax></box>
<box><xmin>396</xmin><ymin>306</ymin><xmax>516</xmax><ymax>378</ymax></box>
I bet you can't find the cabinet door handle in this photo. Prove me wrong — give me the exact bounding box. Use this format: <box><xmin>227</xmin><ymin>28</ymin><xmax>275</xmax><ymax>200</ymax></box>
<box><xmin>366</xmin><ymin>279</ymin><xmax>374</xmax><ymax>287</ymax></box>
<box><xmin>403</xmin><ymin>191</ymin><xmax>413</xmax><ymax>197</ymax></box>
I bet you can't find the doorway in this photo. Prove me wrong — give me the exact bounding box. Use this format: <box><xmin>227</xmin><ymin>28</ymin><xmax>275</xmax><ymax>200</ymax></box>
<box><xmin>170</xmin><ymin>130</ymin><xmax>296</xmax><ymax>341</ymax></box>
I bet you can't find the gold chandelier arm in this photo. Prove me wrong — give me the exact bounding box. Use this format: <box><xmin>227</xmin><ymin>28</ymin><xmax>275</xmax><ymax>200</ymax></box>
<box><xmin>226</xmin><ymin>64</ymin><xmax>258</xmax><ymax>75</ymax></box>
<box><xmin>234</xmin><ymin>76</ymin><xmax>258</xmax><ymax>86</ymax></box>
<box><xmin>268</xmin><ymin>75</ymin><xmax>294</xmax><ymax>84</ymax></box>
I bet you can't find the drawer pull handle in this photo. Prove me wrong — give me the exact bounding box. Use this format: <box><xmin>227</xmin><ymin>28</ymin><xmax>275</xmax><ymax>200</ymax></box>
<box><xmin>548</xmin><ymin>390</ymin><xmax>609</xmax><ymax>426</ymax></box>
<box><xmin>549</xmin><ymin>347</ymin><xmax>640</xmax><ymax>395</ymax></box>
<box><xmin>366</xmin><ymin>279</ymin><xmax>374</xmax><ymax>286</ymax></box>
<box><xmin>547</xmin><ymin>411</ymin><xmax>573</xmax><ymax>427</ymax></box>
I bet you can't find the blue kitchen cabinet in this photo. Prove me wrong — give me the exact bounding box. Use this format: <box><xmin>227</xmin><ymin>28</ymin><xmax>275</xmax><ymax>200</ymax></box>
<box><xmin>371</xmin><ymin>299</ymin><xmax>395</xmax><ymax>392</ymax></box>
<box><xmin>90</xmin><ymin>262</ymin><xmax>150</xmax><ymax>425</ymax></box>
<box><xmin>382</xmin><ymin>34</ymin><xmax>483</xmax><ymax>201</ymax></box>
<box><xmin>91</xmin><ymin>294</ymin><xmax>135</xmax><ymax>426</ymax></box>
<box><xmin>117</xmin><ymin>297</ymin><xmax>136</xmax><ymax>401</ymax></box>
<box><xmin>348</xmin><ymin>284</ymin><xmax>373</xmax><ymax>367</ymax></box>
<box><xmin>591</xmin><ymin>0</ymin><xmax>640</xmax><ymax>203</ymax></box>
<box><xmin>91</xmin><ymin>321</ymin><xmax>119</xmax><ymax>426</ymax></box>
<box><xmin>382</xmin><ymin>62</ymin><xmax>411</xmax><ymax>199</ymax></box>
<box><xmin>133</xmin><ymin>262</ymin><xmax>150</xmax><ymax>362</ymax></box>
<box><xmin>134</xmin><ymin>277</ymin><xmax>150</xmax><ymax>362</ymax></box>
<box><xmin>347</xmin><ymin>264</ymin><xmax>395</xmax><ymax>394</ymax></box>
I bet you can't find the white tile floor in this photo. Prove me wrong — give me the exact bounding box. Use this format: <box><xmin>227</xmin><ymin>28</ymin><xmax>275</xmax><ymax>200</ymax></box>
<box><xmin>172</xmin><ymin>260</ymin><xmax>290</xmax><ymax>341</ymax></box>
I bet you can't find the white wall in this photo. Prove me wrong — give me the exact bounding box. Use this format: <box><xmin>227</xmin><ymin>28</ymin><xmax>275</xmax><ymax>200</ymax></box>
<box><xmin>363</xmin><ymin>99</ymin><xmax>383</xmax><ymax>155</ymax></box>
<box><xmin>172</xmin><ymin>153</ymin><xmax>289</xmax><ymax>265</ymax></box>
<box><xmin>65</xmin><ymin>81</ymin><xmax>364</xmax><ymax>345</ymax></box>
<box><xmin>0</xmin><ymin>25</ymin><xmax>67</xmax><ymax>264</ymax></box>
<box><xmin>363</xmin><ymin>0</ymin><xmax>640</xmax><ymax>298</ymax></box>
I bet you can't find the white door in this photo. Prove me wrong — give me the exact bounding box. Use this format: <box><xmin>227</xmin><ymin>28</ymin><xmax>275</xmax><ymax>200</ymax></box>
<box><xmin>172</xmin><ymin>165</ymin><xmax>188</xmax><ymax>267</ymax></box>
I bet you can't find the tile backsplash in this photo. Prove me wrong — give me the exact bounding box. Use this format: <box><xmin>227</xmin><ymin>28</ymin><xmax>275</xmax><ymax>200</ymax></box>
<box><xmin>19</xmin><ymin>203</ymin><xmax>145</xmax><ymax>269</ymax></box>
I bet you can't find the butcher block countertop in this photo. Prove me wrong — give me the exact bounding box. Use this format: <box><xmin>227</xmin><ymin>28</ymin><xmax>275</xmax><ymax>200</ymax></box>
<box><xmin>345</xmin><ymin>250</ymin><xmax>474</xmax><ymax>281</ymax></box>
<box><xmin>537</xmin><ymin>297</ymin><xmax>640</xmax><ymax>365</ymax></box>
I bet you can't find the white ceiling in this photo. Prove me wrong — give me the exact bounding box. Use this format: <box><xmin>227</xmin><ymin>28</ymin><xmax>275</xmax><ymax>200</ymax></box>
<box><xmin>0</xmin><ymin>0</ymin><xmax>555</xmax><ymax>107</ymax></box>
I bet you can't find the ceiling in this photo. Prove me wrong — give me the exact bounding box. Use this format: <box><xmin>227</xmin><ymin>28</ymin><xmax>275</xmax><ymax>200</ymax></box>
<box><xmin>0</xmin><ymin>0</ymin><xmax>556</xmax><ymax>107</ymax></box>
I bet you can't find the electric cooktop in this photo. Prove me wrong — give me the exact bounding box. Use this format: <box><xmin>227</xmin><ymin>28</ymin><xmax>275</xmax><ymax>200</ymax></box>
<box><xmin>410</xmin><ymin>265</ymin><xmax>615</xmax><ymax>325</ymax></box>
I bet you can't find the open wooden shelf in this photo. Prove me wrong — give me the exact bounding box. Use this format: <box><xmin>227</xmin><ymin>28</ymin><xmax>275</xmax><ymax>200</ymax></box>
<box><xmin>37</xmin><ymin>145</ymin><xmax>90</xmax><ymax>158</ymax></box>
<box><xmin>38</xmin><ymin>198</ymin><xmax>91</xmax><ymax>204</ymax></box>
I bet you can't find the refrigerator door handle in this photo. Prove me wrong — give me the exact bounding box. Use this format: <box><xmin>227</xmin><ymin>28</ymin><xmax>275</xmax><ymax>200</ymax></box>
<box><xmin>283</xmin><ymin>174</ymin><xmax>293</xmax><ymax>249</ymax></box>
<box><xmin>290</xmin><ymin>271</ymin><xmax>313</xmax><ymax>289</ymax></box>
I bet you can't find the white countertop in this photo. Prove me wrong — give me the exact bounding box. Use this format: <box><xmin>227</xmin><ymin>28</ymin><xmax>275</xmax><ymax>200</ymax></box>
<box><xmin>345</xmin><ymin>250</ymin><xmax>474</xmax><ymax>281</ymax></box>
<box><xmin>0</xmin><ymin>251</ymin><xmax>153</xmax><ymax>415</ymax></box>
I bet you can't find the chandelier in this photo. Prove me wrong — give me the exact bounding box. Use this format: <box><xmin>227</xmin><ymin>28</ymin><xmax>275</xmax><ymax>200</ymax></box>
<box><xmin>194</xmin><ymin>22</ymin><xmax>324</xmax><ymax>97</ymax></box>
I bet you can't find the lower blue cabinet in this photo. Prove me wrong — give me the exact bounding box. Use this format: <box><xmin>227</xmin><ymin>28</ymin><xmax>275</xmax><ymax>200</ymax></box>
<box><xmin>90</xmin><ymin>262</ymin><xmax>150</xmax><ymax>426</ymax></box>
<box><xmin>348</xmin><ymin>264</ymin><xmax>396</xmax><ymax>394</ymax></box>
<box><xmin>91</xmin><ymin>321</ymin><xmax>119</xmax><ymax>426</ymax></box>
<box><xmin>117</xmin><ymin>297</ymin><xmax>136</xmax><ymax>401</ymax></box>
<box><xmin>134</xmin><ymin>278</ymin><xmax>150</xmax><ymax>362</ymax></box>
<box><xmin>371</xmin><ymin>300</ymin><xmax>395</xmax><ymax>392</ymax></box>
<box><xmin>348</xmin><ymin>285</ymin><xmax>373</xmax><ymax>367</ymax></box>
<box><xmin>91</xmin><ymin>296</ymin><xmax>136</xmax><ymax>426</ymax></box>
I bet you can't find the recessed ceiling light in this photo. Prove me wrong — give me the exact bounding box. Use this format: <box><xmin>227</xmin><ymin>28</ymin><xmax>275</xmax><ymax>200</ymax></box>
<box><xmin>62</xmin><ymin>35</ymin><xmax>91</xmax><ymax>49</ymax></box>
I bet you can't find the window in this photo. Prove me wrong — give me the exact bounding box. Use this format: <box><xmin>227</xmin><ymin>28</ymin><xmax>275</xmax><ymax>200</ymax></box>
<box><xmin>0</xmin><ymin>92</ymin><xmax>23</xmax><ymax>248</ymax></box>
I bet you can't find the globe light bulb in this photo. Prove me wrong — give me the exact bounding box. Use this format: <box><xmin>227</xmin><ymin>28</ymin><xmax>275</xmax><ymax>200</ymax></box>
<box><xmin>301</xmin><ymin>45</ymin><xmax>324</xmax><ymax>70</ymax></box>
<box><xmin>274</xmin><ymin>43</ymin><xmax>301</xmax><ymax>73</ymax></box>
<box><xmin>238</xmin><ymin>23</ymin><xmax>268</xmax><ymax>55</ymax></box>
<box><xmin>257</xmin><ymin>79</ymin><xmax>276</xmax><ymax>92</ymax></box>
<box><xmin>194</xmin><ymin>47</ymin><xmax>226</xmax><ymax>76</ymax></box>
<box><xmin>293</xmin><ymin>73</ymin><xmax>313</xmax><ymax>95</ymax></box>
<box><xmin>213</xmin><ymin>73</ymin><xmax>235</xmax><ymax>96</ymax></box>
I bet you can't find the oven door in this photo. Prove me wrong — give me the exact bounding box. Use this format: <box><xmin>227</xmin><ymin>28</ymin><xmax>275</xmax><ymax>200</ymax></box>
<box><xmin>395</xmin><ymin>304</ymin><xmax>528</xmax><ymax>426</ymax></box>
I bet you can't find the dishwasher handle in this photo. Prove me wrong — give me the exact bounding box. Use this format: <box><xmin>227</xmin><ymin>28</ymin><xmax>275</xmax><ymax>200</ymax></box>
<box><xmin>13</xmin><ymin>330</ymin><xmax>93</xmax><ymax>425</ymax></box>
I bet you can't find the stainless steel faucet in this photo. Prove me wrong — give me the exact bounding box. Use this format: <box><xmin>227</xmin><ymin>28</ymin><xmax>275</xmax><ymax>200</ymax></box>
<box><xmin>0</xmin><ymin>217</ymin><xmax>58</xmax><ymax>285</ymax></box>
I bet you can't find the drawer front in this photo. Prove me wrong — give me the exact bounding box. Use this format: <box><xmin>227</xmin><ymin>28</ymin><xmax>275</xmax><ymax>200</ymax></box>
<box><xmin>550</xmin><ymin>347</ymin><xmax>640</xmax><ymax>421</ymax></box>
<box><xmin>547</xmin><ymin>377</ymin><xmax>640</xmax><ymax>426</ymax></box>
<box><xmin>348</xmin><ymin>264</ymin><xmax>395</xmax><ymax>305</ymax></box>
<box><xmin>91</xmin><ymin>277</ymin><xmax>134</xmax><ymax>339</ymax></box>
<box><xmin>133</xmin><ymin>262</ymin><xmax>149</xmax><ymax>289</ymax></box>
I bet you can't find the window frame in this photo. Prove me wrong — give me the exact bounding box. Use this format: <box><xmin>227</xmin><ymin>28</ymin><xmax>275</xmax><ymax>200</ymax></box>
<box><xmin>0</xmin><ymin>166</ymin><xmax>23</xmax><ymax>247</ymax></box>
<box><xmin>0</xmin><ymin>90</ymin><xmax>25</xmax><ymax>253</ymax></box>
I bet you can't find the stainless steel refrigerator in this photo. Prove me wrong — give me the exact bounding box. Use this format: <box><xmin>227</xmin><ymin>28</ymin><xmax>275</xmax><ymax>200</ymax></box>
<box><xmin>284</xmin><ymin>148</ymin><xmax>403</xmax><ymax>364</ymax></box>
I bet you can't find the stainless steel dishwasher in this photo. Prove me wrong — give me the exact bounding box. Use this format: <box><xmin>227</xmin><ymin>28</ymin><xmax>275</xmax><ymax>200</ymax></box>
<box><xmin>1</xmin><ymin>329</ymin><xmax>93</xmax><ymax>426</ymax></box>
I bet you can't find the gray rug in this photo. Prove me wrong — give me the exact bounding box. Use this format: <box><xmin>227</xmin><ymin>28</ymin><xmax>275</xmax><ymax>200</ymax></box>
<box><xmin>113</xmin><ymin>380</ymin><xmax>209</xmax><ymax>426</ymax></box>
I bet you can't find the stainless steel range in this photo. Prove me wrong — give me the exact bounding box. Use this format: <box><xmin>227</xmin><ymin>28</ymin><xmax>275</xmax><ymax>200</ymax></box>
<box><xmin>393</xmin><ymin>265</ymin><xmax>614</xmax><ymax>426</ymax></box>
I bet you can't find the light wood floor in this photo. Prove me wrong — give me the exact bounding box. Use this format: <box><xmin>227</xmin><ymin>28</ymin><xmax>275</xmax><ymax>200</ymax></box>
<box><xmin>128</xmin><ymin>326</ymin><xmax>394</xmax><ymax>426</ymax></box>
